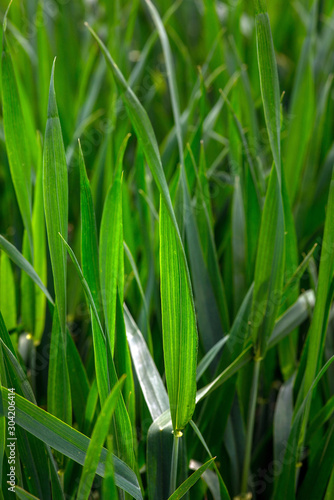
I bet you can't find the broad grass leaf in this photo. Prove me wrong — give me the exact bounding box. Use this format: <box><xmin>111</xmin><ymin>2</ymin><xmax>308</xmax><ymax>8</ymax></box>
<box><xmin>124</xmin><ymin>305</ymin><xmax>169</xmax><ymax>421</ymax></box>
<box><xmin>99</xmin><ymin>176</ymin><xmax>122</xmax><ymax>354</ymax></box>
<box><xmin>0</xmin><ymin>387</ymin><xmax>142</xmax><ymax>500</ymax></box>
<box><xmin>160</xmin><ymin>198</ymin><xmax>197</xmax><ymax>433</ymax></box>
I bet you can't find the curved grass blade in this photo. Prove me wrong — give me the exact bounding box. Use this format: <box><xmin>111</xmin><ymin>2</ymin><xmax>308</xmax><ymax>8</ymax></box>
<box><xmin>77</xmin><ymin>376</ymin><xmax>125</xmax><ymax>500</ymax></box>
<box><xmin>0</xmin><ymin>235</ymin><xmax>54</xmax><ymax>305</ymax></box>
<box><xmin>168</xmin><ymin>458</ymin><xmax>216</xmax><ymax>500</ymax></box>
<box><xmin>0</xmin><ymin>387</ymin><xmax>143</xmax><ymax>500</ymax></box>
<box><xmin>43</xmin><ymin>58</ymin><xmax>68</xmax><ymax>336</ymax></box>
<box><xmin>58</xmin><ymin>235</ymin><xmax>135</xmax><ymax>469</ymax></box>
<box><xmin>190</xmin><ymin>420</ymin><xmax>230</xmax><ymax>500</ymax></box>
<box><xmin>84</xmin><ymin>23</ymin><xmax>189</xmax><ymax>286</ymax></box>
<box><xmin>14</xmin><ymin>487</ymin><xmax>39</xmax><ymax>500</ymax></box>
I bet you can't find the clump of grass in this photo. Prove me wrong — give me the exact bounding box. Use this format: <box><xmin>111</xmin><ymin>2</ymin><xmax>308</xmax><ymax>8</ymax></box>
<box><xmin>0</xmin><ymin>0</ymin><xmax>334</xmax><ymax>499</ymax></box>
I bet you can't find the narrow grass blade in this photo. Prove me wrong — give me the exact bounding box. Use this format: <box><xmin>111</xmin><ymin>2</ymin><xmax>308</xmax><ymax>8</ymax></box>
<box><xmin>0</xmin><ymin>387</ymin><xmax>143</xmax><ymax>500</ymax></box>
<box><xmin>77</xmin><ymin>376</ymin><xmax>125</xmax><ymax>500</ymax></box>
<box><xmin>190</xmin><ymin>421</ymin><xmax>231</xmax><ymax>500</ymax></box>
<box><xmin>14</xmin><ymin>487</ymin><xmax>39</xmax><ymax>500</ymax></box>
<box><xmin>253</xmin><ymin>0</ymin><xmax>281</xmax><ymax>174</ymax></box>
<box><xmin>160</xmin><ymin>198</ymin><xmax>197</xmax><ymax>433</ymax></box>
<box><xmin>1</xmin><ymin>6</ymin><xmax>33</xmax><ymax>254</ymax></box>
<box><xmin>0</xmin><ymin>252</ymin><xmax>17</xmax><ymax>331</ymax></box>
<box><xmin>196</xmin><ymin>346</ymin><xmax>253</xmax><ymax>403</ymax></box>
<box><xmin>32</xmin><ymin>133</ymin><xmax>47</xmax><ymax>342</ymax></box>
<box><xmin>0</xmin><ymin>235</ymin><xmax>54</xmax><ymax>305</ymax></box>
<box><xmin>43</xmin><ymin>58</ymin><xmax>68</xmax><ymax>336</ymax></box>
<box><xmin>79</xmin><ymin>140</ymin><xmax>102</xmax><ymax>318</ymax></box>
<box><xmin>20</xmin><ymin>232</ymin><xmax>35</xmax><ymax>334</ymax></box>
<box><xmin>168</xmin><ymin>458</ymin><xmax>215</xmax><ymax>500</ymax></box>
<box><xmin>251</xmin><ymin>166</ymin><xmax>285</xmax><ymax>358</ymax></box>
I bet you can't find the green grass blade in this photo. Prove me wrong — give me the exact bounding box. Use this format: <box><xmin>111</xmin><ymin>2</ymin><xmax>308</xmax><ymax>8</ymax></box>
<box><xmin>77</xmin><ymin>376</ymin><xmax>125</xmax><ymax>500</ymax></box>
<box><xmin>20</xmin><ymin>232</ymin><xmax>35</xmax><ymax>334</ymax></box>
<box><xmin>273</xmin><ymin>356</ymin><xmax>334</xmax><ymax>499</ymax></box>
<box><xmin>0</xmin><ymin>235</ymin><xmax>54</xmax><ymax>305</ymax></box>
<box><xmin>168</xmin><ymin>457</ymin><xmax>215</xmax><ymax>500</ymax></box>
<box><xmin>99</xmin><ymin>176</ymin><xmax>122</xmax><ymax>354</ymax></box>
<box><xmin>32</xmin><ymin>133</ymin><xmax>47</xmax><ymax>342</ymax></box>
<box><xmin>0</xmin><ymin>387</ymin><xmax>143</xmax><ymax>500</ymax></box>
<box><xmin>43</xmin><ymin>58</ymin><xmax>68</xmax><ymax>336</ymax></box>
<box><xmin>0</xmin><ymin>252</ymin><xmax>17</xmax><ymax>331</ymax></box>
<box><xmin>1</xmin><ymin>7</ymin><xmax>33</xmax><ymax>254</ymax></box>
<box><xmin>147</xmin><ymin>410</ymin><xmax>173</xmax><ymax>500</ymax></box>
<box><xmin>302</xmin><ymin>166</ymin><xmax>334</xmax><ymax>399</ymax></box>
<box><xmin>47</xmin><ymin>305</ymin><xmax>72</xmax><ymax>426</ymax></box>
<box><xmin>78</xmin><ymin>140</ymin><xmax>102</xmax><ymax>318</ymax></box>
<box><xmin>124</xmin><ymin>305</ymin><xmax>169</xmax><ymax>420</ymax></box>
<box><xmin>251</xmin><ymin>166</ymin><xmax>285</xmax><ymax>358</ymax></box>
<box><xmin>253</xmin><ymin>0</ymin><xmax>281</xmax><ymax>175</ymax></box>
<box><xmin>160</xmin><ymin>197</ymin><xmax>197</xmax><ymax>433</ymax></box>
<box><xmin>14</xmin><ymin>487</ymin><xmax>39</xmax><ymax>500</ymax></box>
<box><xmin>85</xmin><ymin>23</ymin><xmax>185</xmax><ymax>273</ymax></box>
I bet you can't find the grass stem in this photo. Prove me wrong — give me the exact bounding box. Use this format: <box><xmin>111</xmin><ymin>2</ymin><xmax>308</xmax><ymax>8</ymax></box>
<box><xmin>241</xmin><ymin>358</ymin><xmax>261</xmax><ymax>495</ymax></box>
<box><xmin>169</xmin><ymin>433</ymin><xmax>180</xmax><ymax>495</ymax></box>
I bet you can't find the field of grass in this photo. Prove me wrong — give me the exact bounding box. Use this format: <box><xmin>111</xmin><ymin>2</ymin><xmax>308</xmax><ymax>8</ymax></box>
<box><xmin>0</xmin><ymin>0</ymin><xmax>334</xmax><ymax>498</ymax></box>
